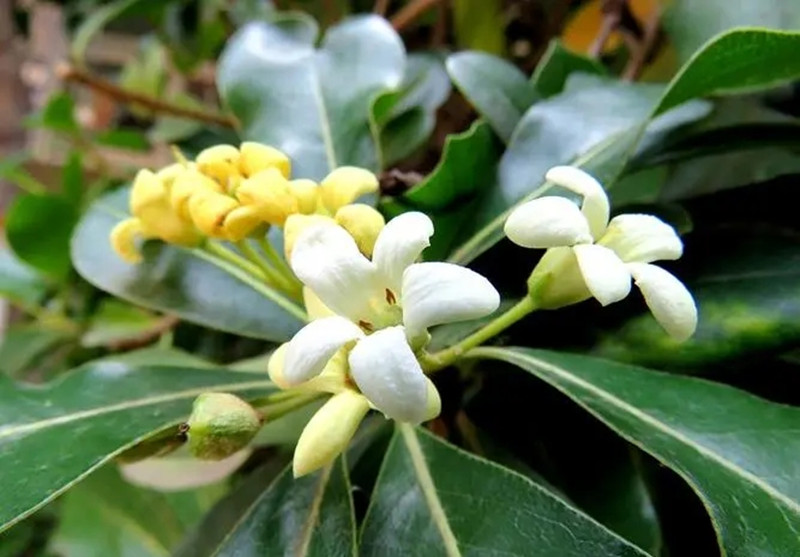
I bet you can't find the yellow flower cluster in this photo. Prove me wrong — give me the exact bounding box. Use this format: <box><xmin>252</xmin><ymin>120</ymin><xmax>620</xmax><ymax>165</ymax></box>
<box><xmin>110</xmin><ymin>142</ymin><xmax>385</xmax><ymax>263</ymax></box>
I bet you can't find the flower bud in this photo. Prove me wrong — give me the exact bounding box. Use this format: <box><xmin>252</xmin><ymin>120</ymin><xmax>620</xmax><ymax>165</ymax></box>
<box><xmin>334</xmin><ymin>203</ymin><xmax>385</xmax><ymax>257</ymax></box>
<box><xmin>319</xmin><ymin>167</ymin><xmax>378</xmax><ymax>212</ymax></box>
<box><xmin>186</xmin><ymin>393</ymin><xmax>262</xmax><ymax>460</ymax></box>
<box><xmin>196</xmin><ymin>145</ymin><xmax>241</xmax><ymax>190</ymax></box>
<box><xmin>110</xmin><ymin>218</ymin><xmax>144</xmax><ymax>263</ymax></box>
<box><xmin>293</xmin><ymin>391</ymin><xmax>370</xmax><ymax>477</ymax></box>
<box><xmin>188</xmin><ymin>191</ymin><xmax>239</xmax><ymax>238</ymax></box>
<box><xmin>156</xmin><ymin>162</ymin><xmax>189</xmax><ymax>188</ymax></box>
<box><xmin>527</xmin><ymin>247</ymin><xmax>591</xmax><ymax>309</ymax></box>
<box><xmin>239</xmin><ymin>142</ymin><xmax>291</xmax><ymax>178</ymax></box>
<box><xmin>129</xmin><ymin>169</ymin><xmax>202</xmax><ymax>248</ymax></box>
<box><xmin>130</xmin><ymin>169</ymin><xmax>166</xmax><ymax>216</ymax></box>
<box><xmin>424</xmin><ymin>377</ymin><xmax>442</xmax><ymax>421</ymax></box>
<box><xmin>170</xmin><ymin>168</ymin><xmax>224</xmax><ymax>220</ymax></box>
<box><xmin>283</xmin><ymin>214</ymin><xmax>337</xmax><ymax>259</ymax></box>
<box><xmin>236</xmin><ymin>168</ymin><xmax>299</xmax><ymax>226</ymax></box>
<box><xmin>289</xmin><ymin>179</ymin><xmax>319</xmax><ymax>214</ymax></box>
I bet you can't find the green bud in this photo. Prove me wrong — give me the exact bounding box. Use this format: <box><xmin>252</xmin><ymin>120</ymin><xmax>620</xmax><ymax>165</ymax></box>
<box><xmin>186</xmin><ymin>393</ymin><xmax>262</xmax><ymax>460</ymax></box>
<box><xmin>526</xmin><ymin>247</ymin><xmax>591</xmax><ymax>309</ymax></box>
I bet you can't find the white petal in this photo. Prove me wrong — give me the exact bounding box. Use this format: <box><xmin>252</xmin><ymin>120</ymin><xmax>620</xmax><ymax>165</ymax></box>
<box><xmin>372</xmin><ymin>212</ymin><xmax>434</xmax><ymax>292</ymax></box>
<box><xmin>504</xmin><ymin>197</ymin><xmax>593</xmax><ymax>248</ymax></box>
<box><xmin>283</xmin><ymin>316</ymin><xmax>364</xmax><ymax>385</ymax></box>
<box><xmin>599</xmin><ymin>214</ymin><xmax>683</xmax><ymax>263</ymax></box>
<box><xmin>290</xmin><ymin>222</ymin><xmax>378</xmax><ymax>321</ymax></box>
<box><xmin>573</xmin><ymin>244</ymin><xmax>631</xmax><ymax>306</ymax></box>
<box><xmin>628</xmin><ymin>262</ymin><xmax>697</xmax><ymax>341</ymax></box>
<box><xmin>401</xmin><ymin>262</ymin><xmax>500</xmax><ymax>337</ymax></box>
<box><xmin>545</xmin><ymin>166</ymin><xmax>609</xmax><ymax>239</ymax></box>
<box><xmin>348</xmin><ymin>326</ymin><xmax>428</xmax><ymax>423</ymax></box>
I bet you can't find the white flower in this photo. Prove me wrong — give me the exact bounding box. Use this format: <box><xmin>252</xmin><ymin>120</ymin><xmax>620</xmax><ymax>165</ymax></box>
<box><xmin>281</xmin><ymin>212</ymin><xmax>500</xmax><ymax>423</ymax></box>
<box><xmin>504</xmin><ymin>165</ymin><xmax>697</xmax><ymax>341</ymax></box>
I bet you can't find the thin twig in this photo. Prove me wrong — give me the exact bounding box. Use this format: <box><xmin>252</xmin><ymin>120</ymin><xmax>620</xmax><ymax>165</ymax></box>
<box><xmin>56</xmin><ymin>64</ymin><xmax>236</xmax><ymax>128</ymax></box>
<box><xmin>373</xmin><ymin>0</ymin><xmax>391</xmax><ymax>16</ymax></box>
<box><xmin>622</xmin><ymin>10</ymin><xmax>661</xmax><ymax>81</ymax></box>
<box><xmin>587</xmin><ymin>4</ymin><xmax>621</xmax><ymax>58</ymax></box>
<box><xmin>390</xmin><ymin>0</ymin><xmax>442</xmax><ymax>31</ymax></box>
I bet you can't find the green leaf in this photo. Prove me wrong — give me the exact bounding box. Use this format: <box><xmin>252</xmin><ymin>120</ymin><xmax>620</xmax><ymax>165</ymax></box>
<box><xmin>446</xmin><ymin>51</ymin><xmax>538</xmax><ymax>143</ymax></box>
<box><xmin>655</xmin><ymin>28</ymin><xmax>800</xmax><ymax>116</ymax></box>
<box><xmin>471</xmin><ymin>347</ymin><xmax>800</xmax><ymax>557</ymax></box>
<box><xmin>664</xmin><ymin>1</ymin><xmax>800</xmax><ymax>63</ymax></box>
<box><xmin>174</xmin><ymin>459</ymin><xmax>356</xmax><ymax>556</ymax></box>
<box><xmin>80</xmin><ymin>299</ymin><xmax>162</xmax><ymax>348</ymax></box>
<box><xmin>360</xmin><ymin>425</ymin><xmax>647</xmax><ymax>556</ymax></box>
<box><xmin>532</xmin><ymin>40</ymin><xmax>607</xmax><ymax>98</ymax></box>
<box><xmin>382</xmin><ymin>120</ymin><xmax>501</xmax><ymax>260</ymax></box>
<box><xmin>71</xmin><ymin>0</ymin><xmax>150</xmax><ymax>65</ymax></box>
<box><xmin>6</xmin><ymin>193</ymin><xmax>79</xmax><ymax>280</ymax></box>
<box><xmin>0</xmin><ymin>247</ymin><xmax>48</xmax><ymax>309</ymax></box>
<box><xmin>0</xmin><ymin>361</ymin><xmax>274</xmax><ymax>532</ymax></box>
<box><xmin>452</xmin><ymin>0</ymin><xmax>506</xmax><ymax>56</ymax></box>
<box><xmin>32</xmin><ymin>92</ymin><xmax>78</xmax><ymax>134</ymax></box>
<box><xmin>448</xmin><ymin>28</ymin><xmax>800</xmax><ymax>265</ymax></box>
<box><xmin>71</xmin><ymin>188</ymin><xmax>305</xmax><ymax>342</ymax></box>
<box><xmin>93</xmin><ymin>129</ymin><xmax>151</xmax><ymax>151</ymax></box>
<box><xmin>0</xmin><ymin>325</ymin><xmax>72</xmax><ymax>378</ymax></box>
<box><xmin>51</xmin><ymin>465</ymin><xmax>204</xmax><ymax>557</ymax></box>
<box><xmin>61</xmin><ymin>151</ymin><xmax>84</xmax><ymax>206</ymax></box>
<box><xmin>377</xmin><ymin>52</ymin><xmax>451</xmax><ymax>165</ymax></box>
<box><xmin>218</xmin><ymin>14</ymin><xmax>405</xmax><ymax>180</ymax></box>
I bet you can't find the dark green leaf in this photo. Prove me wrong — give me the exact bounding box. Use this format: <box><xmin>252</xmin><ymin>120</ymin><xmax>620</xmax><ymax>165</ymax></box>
<box><xmin>33</xmin><ymin>92</ymin><xmax>78</xmax><ymax>134</ymax></box>
<box><xmin>360</xmin><ymin>425</ymin><xmax>647</xmax><ymax>556</ymax></box>
<box><xmin>382</xmin><ymin>120</ymin><xmax>501</xmax><ymax>260</ymax></box>
<box><xmin>0</xmin><ymin>325</ymin><xmax>72</xmax><ymax>378</ymax></box>
<box><xmin>472</xmin><ymin>347</ymin><xmax>800</xmax><ymax>557</ymax></box>
<box><xmin>446</xmin><ymin>51</ymin><xmax>538</xmax><ymax>142</ymax></box>
<box><xmin>6</xmin><ymin>194</ymin><xmax>79</xmax><ymax>280</ymax></box>
<box><xmin>0</xmin><ymin>247</ymin><xmax>49</xmax><ymax>309</ymax></box>
<box><xmin>175</xmin><ymin>459</ymin><xmax>356</xmax><ymax>556</ymax></box>
<box><xmin>0</xmin><ymin>361</ymin><xmax>274</xmax><ymax>532</ymax></box>
<box><xmin>452</xmin><ymin>0</ymin><xmax>505</xmax><ymax>56</ymax></box>
<box><xmin>664</xmin><ymin>1</ymin><xmax>800</xmax><ymax>63</ymax></box>
<box><xmin>80</xmin><ymin>299</ymin><xmax>162</xmax><ymax>348</ymax></box>
<box><xmin>61</xmin><ymin>151</ymin><xmax>84</xmax><ymax>206</ymax></box>
<box><xmin>218</xmin><ymin>14</ymin><xmax>405</xmax><ymax>180</ymax></box>
<box><xmin>532</xmin><ymin>40</ymin><xmax>607</xmax><ymax>98</ymax></box>
<box><xmin>71</xmin><ymin>188</ymin><xmax>305</xmax><ymax>342</ymax></box>
<box><xmin>71</xmin><ymin>0</ymin><xmax>150</xmax><ymax>65</ymax></box>
<box><xmin>93</xmin><ymin>129</ymin><xmax>151</xmax><ymax>151</ymax></box>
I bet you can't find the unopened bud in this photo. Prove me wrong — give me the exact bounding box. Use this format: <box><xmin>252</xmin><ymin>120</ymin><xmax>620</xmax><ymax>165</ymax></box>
<box><xmin>196</xmin><ymin>145</ymin><xmax>241</xmax><ymax>190</ymax></box>
<box><xmin>130</xmin><ymin>169</ymin><xmax>166</xmax><ymax>216</ymax></box>
<box><xmin>170</xmin><ymin>168</ymin><xmax>224</xmax><ymax>220</ymax></box>
<box><xmin>188</xmin><ymin>191</ymin><xmax>239</xmax><ymax>238</ymax></box>
<box><xmin>334</xmin><ymin>203</ymin><xmax>385</xmax><ymax>257</ymax></box>
<box><xmin>424</xmin><ymin>377</ymin><xmax>442</xmax><ymax>421</ymax></box>
<box><xmin>283</xmin><ymin>214</ymin><xmax>337</xmax><ymax>259</ymax></box>
<box><xmin>239</xmin><ymin>142</ymin><xmax>291</xmax><ymax>178</ymax></box>
<box><xmin>289</xmin><ymin>179</ymin><xmax>319</xmax><ymax>214</ymax></box>
<box><xmin>319</xmin><ymin>167</ymin><xmax>378</xmax><ymax>212</ymax></box>
<box><xmin>293</xmin><ymin>391</ymin><xmax>370</xmax><ymax>477</ymax></box>
<box><xmin>527</xmin><ymin>247</ymin><xmax>591</xmax><ymax>309</ymax></box>
<box><xmin>186</xmin><ymin>393</ymin><xmax>262</xmax><ymax>460</ymax></box>
<box><xmin>236</xmin><ymin>168</ymin><xmax>298</xmax><ymax>226</ymax></box>
<box><xmin>110</xmin><ymin>218</ymin><xmax>144</xmax><ymax>264</ymax></box>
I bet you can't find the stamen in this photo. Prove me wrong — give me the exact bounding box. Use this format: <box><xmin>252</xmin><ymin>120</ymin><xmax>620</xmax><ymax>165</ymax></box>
<box><xmin>358</xmin><ymin>320</ymin><xmax>374</xmax><ymax>332</ymax></box>
<box><xmin>385</xmin><ymin>288</ymin><xmax>397</xmax><ymax>305</ymax></box>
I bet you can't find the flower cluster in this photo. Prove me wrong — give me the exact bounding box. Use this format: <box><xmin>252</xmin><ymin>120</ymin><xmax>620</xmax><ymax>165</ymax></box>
<box><xmin>504</xmin><ymin>166</ymin><xmax>697</xmax><ymax>340</ymax></box>
<box><xmin>110</xmin><ymin>142</ymin><xmax>384</xmax><ymax>263</ymax></box>
<box><xmin>269</xmin><ymin>212</ymin><xmax>501</xmax><ymax>476</ymax></box>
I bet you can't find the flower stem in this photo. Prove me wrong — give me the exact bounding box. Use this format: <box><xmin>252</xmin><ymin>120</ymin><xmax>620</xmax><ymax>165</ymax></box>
<box><xmin>204</xmin><ymin>241</ymin><xmax>270</xmax><ymax>282</ymax></box>
<box><xmin>257</xmin><ymin>237</ymin><xmax>303</xmax><ymax>291</ymax></box>
<box><xmin>256</xmin><ymin>392</ymin><xmax>324</xmax><ymax>421</ymax></box>
<box><xmin>236</xmin><ymin>240</ymin><xmax>302</xmax><ymax>300</ymax></box>
<box><xmin>420</xmin><ymin>297</ymin><xmax>538</xmax><ymax>372</ymax></box>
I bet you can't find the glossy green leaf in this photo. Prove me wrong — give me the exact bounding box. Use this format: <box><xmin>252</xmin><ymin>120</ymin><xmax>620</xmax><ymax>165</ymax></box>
<box><xmin>0</xmin><ymin>325</ymin><xmax>72</xmax><ymax>378</ymax></box>
<box><xmin>32</xmin><ymin>92</ymin><xmax>78</xmax><ymax>134</ymax></box>
<box><xmin>446</xmin><ymin>51</ymin><xmax>537</xmax><ymax>142</ymax></box>
<box><xmin>93</xmin><ymin>129</ymin><xmax>150</xmax><ymax>151</ymax></box>
<box><xmin>51</xmin><ymin>465</ymin><xmax>210</xmax><ymax>557</ymax></box>
<box><xmin>80</xmin><ymin>299</ymin><xmax>162</xmax><ymax>348</ymax></box>
<box><xmin>6</xmin><ymin>193</ymin><xmax>79</xmax><ymax>280</ymax></box>
<box><xmin>175</xmin><ymin>459</ymin><xmax>356</xmax><ymax>556</ymax></box>
<box><xmin>452</xmin><ymin>0</ymin><xmax>505</xmax><ymax>56</ymax></box>
<box><xmin>472</xmin><ymin>347</ymin><xmax>800</xmax><ymax>557</ymax></box>
<box><xmin>448</xmin><ymin>28</ymin><xmax>800</xmax><ymax>265</ymax></box>
<box><xmin>382</xmin><ymin>120</ymin><xmax>501</xmax><ymax>260</ymax></box>
<box><xmin>61</xmin><ymin>151</ymin><xmax>84</xmax><ymax>206</ymax></box>
<box><xmin>218</xmin><ymin>14</ymin><xmax>405</xmax><ymax>180</ymax></box>
<box><xmin>360</xmin><ymin>425</ymin><xmax>647</xmax><ymax>556</ymax></box>
<box><xmin>0</xmin><ymin>360</ymin><xmax>274</xmax><ymax>532</ymax></box>
<box><xmin>664</xmin><ymin>1</ymin><xmax>800</xmax><ymax>63</ymax></box>
<box><xmin>71</xmin><ymin>0</ymin><xmax>149</xmax><ymax>65</ymax></box>
<box><xmin>532</xmin><ymin>40</ymin><xmax>606</xmax><ymax>98</ymax></box>
<box><xmin>0</xmin><ymin>248</ymin><xmax>48</xmax><ymax>309</ymax></box>
<box><xmin>71</xmin><ymin>188</ymin><xmax>305</xmax><ymax>342</ymax></box>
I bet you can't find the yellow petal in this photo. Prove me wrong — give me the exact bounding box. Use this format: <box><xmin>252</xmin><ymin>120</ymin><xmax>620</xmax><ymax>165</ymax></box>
<box><xmin>188</xmin><ymin>191</ymin><xmax>238</xmax><ymax>238</ymax></box>
<box><xmin>334</xmin><ymin>203</ymin><xmax>385</xmax><ymax>257</ymax></box>
<box><xmin>303</xmin><ymin>287</ymin><xmax>336</xmax><ymax>320</ymax></box>
<box><xmin>292</xmin><ymin>391</ymin><xmax>370</xmax><ymax>477</ymax></box>
<box><xmin>239</xmin><ymin>142</ymin><xmax>291</xmax><ymax>178</ymax></box>
<box><xmin>236</xmin><ymin>168</ymin><xmax>299</xmax><ymax>226</ymax></box>
<box><xmin>130</xmin><ymin>169</ymin><xmax>167</xmax><ymax>216</ymax></box>
<box><xmin>110</xmin><ymin>218</ymin><xmax>145</xmax><ymax>263</ymax></box>
<box><xmin>170</xmin><ymin>168</ymin><xmax>224</xmax><ymax>220</ymax></box>
<box><xmin>156</xmin><ymin>162</ymin><xmax>189</xmax><ymax>188</ymax></box>
<box><xmin>283</xmin><ymin>213</ymin><xmax>337</xmax><ymax>260</ymax></box>
<box><xmin>196</xmin><ymin>144</ymin><xmax>241</xmax><ymax>191</ymax></box>
<box><xmin>289</xmin><ymin>179</ymin><xmax>320</xmax><ymax>214</ymax></box>
<box><xmin>223</xmin><ymin>205</ymin><xmax>264</xmax><ymax>241</ymax></box>
<box><xmin>268</xmin><ymin>342</ymin><xmax>348</xmax><ymax>393</ymax></box>
<box><xmin>319</xmin><ymin>167</ymin><xmax>378</xmax><ymax>212</ymax></box>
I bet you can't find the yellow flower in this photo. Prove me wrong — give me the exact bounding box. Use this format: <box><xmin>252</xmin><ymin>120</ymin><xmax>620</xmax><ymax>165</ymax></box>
<box><xmin>318</xmin><ymin>167</ymin><xmax>379</xmax><ymax>213</ymax></box>
<box><xmin>288</xmin><ymin>179</ymin><xmax>319</xmax><ymax>214</ymax></box>
<box><xmin>334</xmin><ymin>203</ymin><xmax>385</xmax><ymax>257</ymax></box>
<box><xmin>196</xmin><ymin>144</ymin><xmax>241</xmax><ymax>192</ymax></box>
<box><xmin>236</xmin><ymin>168</ymin><xmax>299</xmax><ymax>226</ymax></box>
<box><xmin>188</xmin><ymin>190</ymin><xmax>263</xmax><ymax>242</ymax></box>
<box><xmin>239</xmin><ymin>142</ymin><xmax>291</xmax><ymax>178</ymax></box>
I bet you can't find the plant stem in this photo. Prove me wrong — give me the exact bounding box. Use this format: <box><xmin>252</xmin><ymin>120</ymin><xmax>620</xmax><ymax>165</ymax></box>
<box><xmin>257</xmin><ymin>392</ymin><xmax>324</xmax><ymax>421</ymax></box>
<box><xmin>257</xmin><ymin>237</ymin><xmax>302</xmax><ymax>290</ymax></box>
<box><xmin>420</xmin><ymin>297</ymin><xmax>538</xmax><ymax>372</ymax></box>
<box><xmin>237</xmin><ymin>240</ymin><xmax>301</xmax><ymax>299</ymax></box>
<box><xmin>204</xmin><ymin>241</ymin><xmax>269</xmax><ymax>282</ymax></box>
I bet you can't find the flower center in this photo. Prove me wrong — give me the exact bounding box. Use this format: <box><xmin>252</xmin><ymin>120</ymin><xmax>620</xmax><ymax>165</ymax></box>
<box><xmin>357</xmin><ymin>287</ymin><xmax>403</xmax><ymax>333</ymax></box>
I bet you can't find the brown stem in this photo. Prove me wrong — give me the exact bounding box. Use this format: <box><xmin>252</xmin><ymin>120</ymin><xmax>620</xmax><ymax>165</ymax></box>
<box><xmin>108</xmin><ymin>315</ymin><xmax>180</xmax><ymax>350</ymax></box>
<box><xmin>373</xmin><ymin>0</ymin><xmax>391</xmax><ymax>16</ymax></box>
<box><xmin>587</xmin><ymin>11</ymin><xmax>620</xmax><ymax>58</ymax></box>
<box><xmin>391</xmin><ymin>0</ymin><xmax>442</xmax><ymax>31</ymax></box>
<box><xmin>56</xmin><ymin>64</ymin><xmax>236</xmax><ymax>128</ymax></box>
<box><xmin>622</xmin><ymin>10</ymin><xmax>661</xmax><ymax>81</ymax></box>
